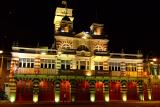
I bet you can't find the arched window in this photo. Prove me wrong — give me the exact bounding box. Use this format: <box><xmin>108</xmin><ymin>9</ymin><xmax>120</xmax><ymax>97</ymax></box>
<box><xmin>61</xmin><ymin>43</ymin><xmax>71</xmax><ymax>49</ymax></box>
<box><xmin>94</xmin><ymin>45</ymin><xmax>103</xmax><ymax>51</ymax></box>
<box><xmin>77</xmin><ymin>45</ymin><xmax>89</xmax><ymax>51</ymax></box>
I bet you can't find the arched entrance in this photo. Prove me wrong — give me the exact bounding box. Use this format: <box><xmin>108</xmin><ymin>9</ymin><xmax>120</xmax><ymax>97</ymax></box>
<box><xmin>127</xmin><ymin>82</ymin><xmax>138</xmax><ymax>100</ymax></box>
<box><xmin>143</xmin><ymin>83</ymin><xmax>148</xmax><ymax>100</ymax></box>
<box><xmin>95</xmin><ymin>81</ymin><xmax>104</xmax><ymax>101</ymax></box>
<box><xmin>60</xmin><ymin>80</ymin><xmax>71</xmax><ymax>102</ymax></box>
<box><xmin>39</xmin><ymin>81</ymin><xmax>54</xmax><ymax>101</ymax></box>
<box><xmin>76</xmin><ymin>80</ymin><xmax>90</xmax><ymax>102</ymax></box>
<box><xmin>109</xmin><ymin>82</ymin><xmax>121</xmax><ymax>100</ymax></box>
<box><xmin>152</xmin><ymin>84</ymin><xmax>160</xmax><ymax>100</ymax></box>
<box><xmin>16</xmin><ymin>80</ymin><xmax>33</xmax><ymax>102</ymax></box>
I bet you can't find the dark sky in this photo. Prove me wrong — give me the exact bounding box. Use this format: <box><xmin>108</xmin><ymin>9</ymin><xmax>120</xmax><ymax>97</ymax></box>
<box><xmin>1</xmin><ymin>0</ymin><xmax>160</xmax><ymax>56</ymax></box>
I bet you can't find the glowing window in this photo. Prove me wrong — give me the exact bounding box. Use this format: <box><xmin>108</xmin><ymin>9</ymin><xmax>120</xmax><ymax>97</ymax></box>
<box><xmin>61</xmin><ymin>60</ymin><xmax>71</xmax><ymax>70</ymax></box>
<box><xmin>94</xmin><ymin>62</ymin><xmax>103</xmax><ymax>70</ymax></box>
<box><xmin>19</xmin><ymin>58</ymin><xmax>34</xmax><ymax>68</ymax></box>
<box><xmin>109</xmin><ymin>62</ymin><xmax>121</xmax><ymax>71</ymax></box>
<box><xmin>41</xmin><ymin>59</ymin><xmax>55</xmax><ymax>69</ymax></box>
<box><xmin>126</xmin><ymin>63</ymin><xmax>137</xmax><ymax>71</ymax></box>
<box><xmin>77</xmin><ymin>60</ymin><xmax>89</xmax><ymax>70</ymax></box>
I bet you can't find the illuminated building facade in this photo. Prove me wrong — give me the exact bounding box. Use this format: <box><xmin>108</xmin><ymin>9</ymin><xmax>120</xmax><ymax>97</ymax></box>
<box><xmin>8</xmin><ymin>1</ymin><xmax>160</xmax><ymax>103</ymax></box>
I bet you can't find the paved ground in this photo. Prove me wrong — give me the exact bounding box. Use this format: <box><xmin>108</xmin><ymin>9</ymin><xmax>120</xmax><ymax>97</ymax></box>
<box><xmin>1</xmin><ymin>101</ymin><xmax>160</xmax><ymax>107</ymax></box>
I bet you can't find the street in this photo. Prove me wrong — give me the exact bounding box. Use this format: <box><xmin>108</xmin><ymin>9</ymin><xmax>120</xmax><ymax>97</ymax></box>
<box><xmin>1</xmin><ymin>101</ymin><xmax>160</xmax><ymax>107</ymax></box>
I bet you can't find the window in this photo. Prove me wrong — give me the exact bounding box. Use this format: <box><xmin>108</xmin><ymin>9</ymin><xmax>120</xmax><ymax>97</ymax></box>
<box><xmin>61</xmin><ymin>64</ymin><xmax>65</xmax><ymax>70</ymax></box>
<box><xmin>77</xmin><ymin>60</ymin><xmax>89</xmax><ymax>70</ymax></box>
<box><xmin>80</xmin><ymin>61</ymin><xmax>86</xmax><ymax>70</ymax></box>
<box><xmin>23</xmin><ymin>63</ymin><xmax>26</xmax><ymax>68</ymax></box>
<box><xmin>19</xmin><ymin>62</ymin><xmax>22</xmax><ymax>67</ymax></box>
<box><xmin>19</xmin><ymin>58</ymin><xmax>34</xmax><ymax>68</ymax></box>
<box><xmin>48</xmin><ymin>64</ymin><xmax>52</xmax><ymax>69</ymax></box>
<box><xmin>126</xmin><ymin>63</ymin><xmax>137</xmax><ymax>71</ymax></box>
<box><xmin>31</xmin><ymin>63</ymin><xmax>34</xmax><ymax>68</ymax></box>
<box><xmin>109</xmin><ymin>62</ymin><xmax>121</xmax><ymax>71</ymax></box>
<box><xmin>5</xmin><ymin>84</ymin><xmax>9</xmax><ymax>87</ymax></box>
<box><xmin>94</xmin><ymin>45</ymin><xmax>103</xmax><ymax>51</ymax></box>
<box><xmin>94</xmin><ymin>62</ymin><xmax>103</xmax><ymax>70</ymax></box>
<box><xmin>80</xmin><ymin>65</ymin><xmax>85</xmax><ymax>70</ymax></box>
<box><xmin>86</xmin><ymin>61</ymin><xmax>89</xmax><ymax>70</ymax></box>
<box><xmin>41</xmin><ymin>59</ymin><xmax>55</xmax><ymax>69</ymax></box>
<box><xmin>61</xmin><ymin>60</ymin><xmax>71</xmax><ymax>70</ymax></box>
<box><xmin>61</xmin><ymin>43</ymin><xmax>71</xmax><ymax>49</ymax></box>
<box><xmin>76</xmin><ymin>61</ymin><xmax>79</xmax><ymax>69</ymax></box>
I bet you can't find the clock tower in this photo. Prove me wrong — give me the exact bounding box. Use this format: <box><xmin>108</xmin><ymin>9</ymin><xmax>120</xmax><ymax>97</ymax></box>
<box><xmin>53</xmin><ymin>0</ymin><xmax>74</xmax><ymax>33</ymax></box>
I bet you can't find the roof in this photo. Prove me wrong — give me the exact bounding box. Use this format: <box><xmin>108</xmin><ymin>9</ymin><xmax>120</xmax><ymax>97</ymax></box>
<box><xmin>74</xmin><ymin>32</ymin><xmax>92</xmax><ymax>39</ymax></box>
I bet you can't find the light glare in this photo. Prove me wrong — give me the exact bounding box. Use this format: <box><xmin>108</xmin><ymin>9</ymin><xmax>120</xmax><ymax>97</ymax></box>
<box><xmin>122</xmin><ymin>93</ymin><xmax>127</xmax><ymax>102</ymax></box>
<box><xmin>33</xmin><ymin>94</ymin><xmax>38</xmax><ymax>103</ymax></box>
<box><xmin>0</xmin><ymin>50</ymin><xmax>3</xmax><ymax>54</ymax></box>
<box><xmin>153</xmin><ymin>58</ymin><xmax>157</xmax><ymax>62</ymax></box>
<box><xmin>90</xmin><ymin>93</ymin><xmax>95</xmax><ymax>102</ymax></box>
<box><xmin>105</xmin><ymin>94</ymin><xmax>109</xmax><ymax>102</ymax></box>
<box><xmin>55</xmin><ymin>92</ymin><xmax>60</xmax><ymax>103</ymax></box>
<box><xmin>10</xmin><ymin>95</ymin><xmax>15</xmax><ymax>103</ymax></box>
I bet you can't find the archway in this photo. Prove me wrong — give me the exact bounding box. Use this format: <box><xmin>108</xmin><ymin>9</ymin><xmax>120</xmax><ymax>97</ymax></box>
<box><xmin>109</xmin><ymin>82</ymin><xmax>121</xmax><ymax>100</ymax></box>
<box><xmin>76</xmin><ymin>80</ymin><xmax>90</xmax><ymax>102</ymax></box>
<box><xmin>127</xmin><ymin>82</ymin><xmax>138</xmax><ymax>100</ymax></box>
<box><xmin>39</xmin><ymin>81</ymin><xmax>54</xmax><ymax>101</ymax></box>
<box><xmin>95</xmin><ymin>81</ymin><xmax>104</xmax><ymax>101</ymax></box>
<box><xmin>60</xmin><ymin>80</ymin><xmax>71</xmax><ymax>102</ymax></box>
<box><xmin>16</xmin><ymin>80</ymin><xmax>33</xmax><ymax>102</ymax></box>
<box><xmin>143</xmin><ymin>83</ymin><xmax>148</xmax><ymax>100</ymax></box>
<box><xmin>152</xmin><ymin>84</ymin><xmax>160</xmax><ymax>100</ymax></box>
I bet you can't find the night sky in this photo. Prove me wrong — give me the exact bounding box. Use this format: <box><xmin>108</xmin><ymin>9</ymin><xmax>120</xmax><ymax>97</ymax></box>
<box><xmin>1</xmin><ymin>0</ymin><xmax>160</xmax><ymax>56</ymax></box>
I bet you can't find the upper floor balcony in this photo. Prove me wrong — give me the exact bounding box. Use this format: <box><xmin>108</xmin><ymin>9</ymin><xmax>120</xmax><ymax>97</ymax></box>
<box><xmin>15</xmin><ymin>68</ymin><xmax>148</xmax><ymax>78</ymax></box>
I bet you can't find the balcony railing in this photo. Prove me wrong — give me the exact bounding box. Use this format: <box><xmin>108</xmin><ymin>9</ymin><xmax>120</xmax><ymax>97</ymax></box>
<box><xmin>16</xmin><ymin>68</ymin><xmax>57</xmax><ymax>75</ymax></box>
<box><xmin>62</xmin><ymin>49</ymin><xmax>76</xmax><ymax>54</ymax></box>
<box><xmin>58</xmin><ymin>69</ymin><xmax>110</xmax><ymax>76</ymax></box>
<box><xmin>16</xmin><ymin>68</ymin><xmax>35</xmax><ymax>74</ymax></box>
<box><xmin>94</xmin><ymin>51</ymin><xmax>110</xmax><ymax>56</ymax></box>
<box><xmin>39</xmin><ymin>68</ymin><xmax>57</xmax><ymax>75</ymax></box>
<box><xmin>58</xmin><ymin>69</ymin><xmax>86</xmax><ymax>76</ymax></box>
<box><xmin>15</xmin><ymin>68</ymin><xmax>148</xmax><ymax>78</ymax></box>
<box><xmin>95</xmin><ymin>70</ymin><xmax>110</xmax><ymax>76</ymax></box>
<box><xmin>110</xmin><ymin>71</ymin><xmax>148</xmax><ymax>77</ymax></box>
<box><xmin>76</xmin><ymin>51</ymin><xmax>91</xmax><ymax>57</ymax></box>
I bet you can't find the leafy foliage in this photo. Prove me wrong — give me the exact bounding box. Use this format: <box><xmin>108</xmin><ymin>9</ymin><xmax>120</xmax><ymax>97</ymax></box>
<box><xmin>0</xmin><ymin>91</ymin><xmax>8</xmax><ymax>100</ymax></box>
